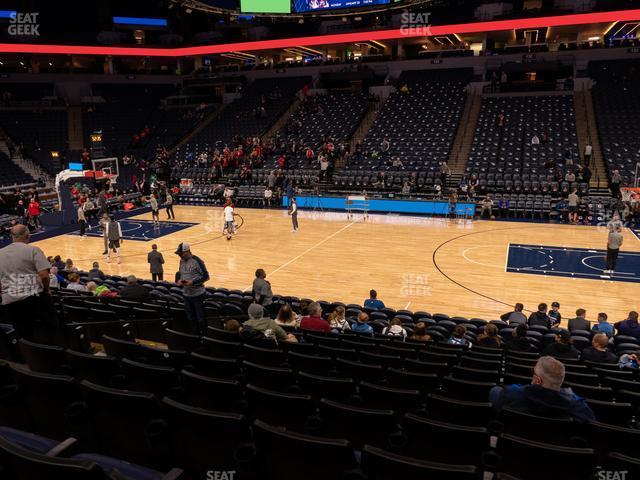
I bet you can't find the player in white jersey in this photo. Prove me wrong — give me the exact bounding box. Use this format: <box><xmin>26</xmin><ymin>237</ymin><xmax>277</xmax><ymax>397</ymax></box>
<box><xmin>223</xmin><ymin>200</ymin><xmax>235</xmax><ymax>240</ymax></box>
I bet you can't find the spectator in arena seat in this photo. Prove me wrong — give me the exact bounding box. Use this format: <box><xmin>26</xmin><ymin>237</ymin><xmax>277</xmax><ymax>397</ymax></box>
<box><xmin>542</xmin><ymin>329</ymin><xmax>579</xmax><ymax>360</ymax></box>
<box><xmin>477</xmin><ymin>323</ymin><xmax>502</xmax><ymax>348</ymax></box>
<box><xmin>501</xmin><ymin>303</ymin><xmax>528</xmax><ymax>326</ymax></box>
<box><xmin>489</xmin><ymin>356</ymin><xmax>595</xmax><ymax>422</ymax></box>
<box><xmin>263</xmin><ymin>187</ymin><xmax>273</xmax><ymax>207</ymax></box>
<box><xmin>581</xmin><ymin>333</ymin><xmax>617</xmax><ymax>364</ymax></box>
<box><xmin>611</xmin><ymin>170</ymin><xmax>622</xmax><ymax>199</ymax></box>
<box><xmin>399</xmin><ymin>83</ymin><xmax>409</xmax><ymax>95</ymax></box>
<box><xmin>548</xmin><ymin>302</ymin><xmax>562</xmax><ymax>327</ymax></box>
<box><xmin>496</xmin><ymin>112</ymin><xmax>505</xmax><ymax>130</ymax></box>
<box><xmin>401</xmin><ymin>182</ymin><xmax>411</xmax><ymax>196</ymax></box>
<box><xmin>447</xmin><ymin>325</ymin><xmax>470</xmax><ymax>347</ymax></box>
<box><xmin>328</xmin><ymin>306</ymin><xmax>350</xmax><ymax>332</ymax></box>
<box><xmin>408</xmin><ymin>322</ymin><xmax>432</xmax><ymax>342</ymax></box>
<box><xmin>531</xmin><ymin>133</ymin><xmax>540</xmax><ymax>145</ymax></box>
<box><xmin>498</xmin><ymin>197</ymin><xmax>510</xmax><ymax>218</ymax></box>
<box><xmin>275</xmin><ymin>304</ymin><xmax>299</xmax><ymax>328</ymax></box>
<box><xmin>619</xmin><ymin>352</ymin><xmax>639</xmax><ymax>370</ymax></box>
<box><xmin>382</xmin><ymin>318</ymin><xmax>407</xmax><ymax>339</ymax></box>
<box><xmin>119</xmin><ymin>275</ymin><xmax>150</xmax><ymax>301</ymax></box>
<box><xmin>300</xmin><ymin>302</ymin><xmax>331</xmax><ymax>333</ymax></box>
<box><xmin>528</xmin><ymin>303</ymin><xmax>552</xmax><ymax>329</ymax></box>
<box><xmin>65</xmin><ymin>272</ymin><xmax>86</xmax><ymax>292</ymax></box>
<box><xmin>505</xmin><ymin>325</ymin><xmax>535</xmax><ymax>353</ymax></box>
<box><xmin>568</xmin><ymin>309</ymin><xmax>590</xmax><ymax>332</ymax></box>
<box><xmin>244</xmin><ymin>304</ymin><xmax>297</xmax><ymax>343</ymax></box>
<box><xmin>481</xmin><ymin>196</ymin><xmax>494</xmax><ymax>219</ymax></box>
<box><xmin>364</xmin><ymin>289</ymin><xmax>385</xmax><ymax>310</ymax></box>
<box><xmin>591</xmin><ymin>312</ymin><xmax>614</xmax><ymax>337</ymax></box>
<box><xmin>49</xmin><ymin>266</ymin><xmax>60</xmax><ymax>289</ymax></box>
<box><xmin>351</xmin><ymin>312</ymin><xmax>374</xmax><ymax>336</ymax></box>
<box><xmin>64</xmin><ymin>259</ymin><xmax>78</xmax><ymax>273</ymax></box>
<box><xmin>224</xmin><ymin>319</ymin><xmax>242</xmax><ymax>334</ymax></box>
<box><xmin>87</xmin><ymin>261</ymin><xmax>105</xmax><ymax>281</ymax></box>
<box><xmin>565</xmin><ymin>170</ymin><xmax>576</xmax><ymax>183</ymax></box>
<box><xmin>615</xmin><ymin>311</ymin><xmax>640</xmax><ymax>340</ymax></box>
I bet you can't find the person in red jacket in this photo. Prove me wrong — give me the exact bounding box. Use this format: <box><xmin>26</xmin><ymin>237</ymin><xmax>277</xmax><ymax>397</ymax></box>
<box><xmin>27</xmin><ymin>198</ymin><xmax>42</xmax><ymax>230</ymax></box>
<box><xmin>300</xmin><ymin>302</ymin><xmax>331</xmax><ymax>333</ymax></box>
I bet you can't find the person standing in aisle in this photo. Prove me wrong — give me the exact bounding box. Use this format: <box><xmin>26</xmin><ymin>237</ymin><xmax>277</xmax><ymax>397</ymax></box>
<box><xmin>147</xmin><ymin>244</ymin><xmax>164</xmax><ymax>281</ymax></box>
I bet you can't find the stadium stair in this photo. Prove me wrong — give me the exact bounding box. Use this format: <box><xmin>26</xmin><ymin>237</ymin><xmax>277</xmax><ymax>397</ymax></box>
<box><xmin>574</xmin><ymin>89</ymin><xmax>608</xmax><ymax>192</ymax></box>
<box><xmin>261</xmin><ymin>91</ymin><xmax>303</xmax><ymax>142</ymax></box>
<box><xmin>168</xmin><ymin>103</ymin><xmax>226</xmax><ymax>154</ymax></box>
<box><xmin>448</xmin><ymin>93</ymin><xmax>481</xmax><ymax>175</ymax></box>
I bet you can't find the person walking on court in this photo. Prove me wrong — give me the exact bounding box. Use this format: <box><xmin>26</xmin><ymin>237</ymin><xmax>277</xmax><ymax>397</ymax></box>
<box><xmin>165</xmin><ymin>191</ymin><xmax>175</xmax><ymax>219</ymax></box>
<box><xmin>77</xmin><ymin>204</ymin><xmax>87</xmax><ymax>237</ymax></box>
<box><xmin>150</xmin><ymin>193</ymin><xmax>160</xmax><ymax>226</ymax></box>
<box><xmin>105</xmin><ymin>216</ymin><xmax>123</xmax><ymax>264</ymax></box>
<box><xmin>223</xmin><ymin>200</ymin><xmax>235</xmax><ymax>240</ymax></box>
<box><xmin>289</xmin><ymin>197</ymin><xmax>299</xmax><ymax>232</ymax></box>
<box><xmin>100</xmin><ymin>213</ymin><xmax>110</xmax><ymax>255</ymax></box>
<box><xmin>148</xmin><ymin>244</ymin><xmax>165</xmax><ymax>281</ymax></box>
<box><xmin>604</xmin><ymin>225</ymin><xmax>623</xmax><ymax>275</ymax></box>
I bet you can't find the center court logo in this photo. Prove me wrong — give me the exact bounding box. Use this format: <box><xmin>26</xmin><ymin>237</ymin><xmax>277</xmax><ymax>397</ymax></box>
<box><xmin>8</xmin><ymin>12</ymin><xmax>40</xmax><ymax>37</ymax></box>
<box><xmin>400</xmin><ymin>12</ymin><xmax>432</xmax><ymax>36</ymax></box>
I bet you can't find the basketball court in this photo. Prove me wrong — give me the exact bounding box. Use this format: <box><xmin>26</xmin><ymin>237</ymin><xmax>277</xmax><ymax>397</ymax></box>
<box><xmin>30</xmin><ymin>206</ymin><xmax>640</xmax><ymax>323</ymax></box>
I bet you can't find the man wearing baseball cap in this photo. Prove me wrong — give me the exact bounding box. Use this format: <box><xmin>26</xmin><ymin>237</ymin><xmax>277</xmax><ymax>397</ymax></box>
<box><xmin>548</xmin><ymin>302</ymin><xmax>562</xmax><ymax>327</ymax></box>
<box><xmin>175</xmin><ymin>242</ymin><xmax>209</xmax><ymax>333</ymax></box>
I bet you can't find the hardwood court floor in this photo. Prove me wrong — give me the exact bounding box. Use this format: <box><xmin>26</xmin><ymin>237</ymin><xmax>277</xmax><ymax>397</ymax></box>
<box><xmin>32</xmin><ymin>206</ymin><xmax>640</xmax><ymax>324</ymax></box>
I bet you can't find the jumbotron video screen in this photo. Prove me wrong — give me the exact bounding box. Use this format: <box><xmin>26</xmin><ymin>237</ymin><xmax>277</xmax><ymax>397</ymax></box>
<box><xmin>293</xmin><ymin>0</ymin><xmax>391</xmax><ymax>13</ymax></box>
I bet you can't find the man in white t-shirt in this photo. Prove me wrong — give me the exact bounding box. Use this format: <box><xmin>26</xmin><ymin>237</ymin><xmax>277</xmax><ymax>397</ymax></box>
<box><xmin>223</xmin><ymin>201</ymin><xmax>235</xmax><ymax>240</ymax></box>
<box><xmin>264</xmin><ymin>187</ymin><xmax>273</xmax><ymax>208</ymax></box>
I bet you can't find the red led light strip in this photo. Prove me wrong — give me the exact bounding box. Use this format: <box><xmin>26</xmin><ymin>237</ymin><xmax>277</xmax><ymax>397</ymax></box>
<box><xmin>0</xmin><ymin>9</ymin><xmax>636</xmax><ymax>57</ymax></box>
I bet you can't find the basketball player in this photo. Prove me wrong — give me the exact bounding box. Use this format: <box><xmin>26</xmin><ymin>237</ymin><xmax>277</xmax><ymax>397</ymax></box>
<box><xmin>105</xmin><ymin>216</ymin><xmax>123</xmax><ymax>264</ymax></box>
<box><xmin>150</xmin><ymin>193</ymin><xmax>160</xmax><ymax>226</ymax></box>
<box><xmin>165</xmin><ymin>190</ymin><xmax>175</xmax><ymax>219</ymax></box>
<box><xmin>223</xmin><ymin>200</ymin><xmax>235</xmax><ymax>240</ymax></box>
<box><xmin>288</xmin><ymin>198</ymin><xmax>299</xmax><ymax>232</ymax></box>
<box><xmin>604</xmin><ymin>225</ymin><xmax>624</xmax><ymax>276</ymax></box>
<box><xmin>99</xmin><ymin>213</ymin><xmax>110</xmax><ymax>255</ymax></box>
